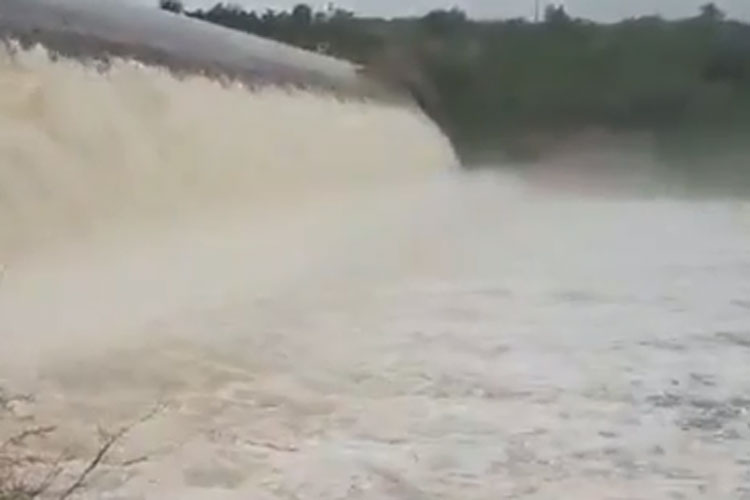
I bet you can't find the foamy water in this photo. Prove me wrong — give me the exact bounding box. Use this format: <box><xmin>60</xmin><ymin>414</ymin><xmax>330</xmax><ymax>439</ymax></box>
<box><xmin>2</xmin><ymin>46</ymin><xmax>750</xmax><ymax>500</ymax></box>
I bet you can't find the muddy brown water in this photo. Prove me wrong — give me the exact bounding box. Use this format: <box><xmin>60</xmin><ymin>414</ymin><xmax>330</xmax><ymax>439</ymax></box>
<box><xmin>2</xmin><ymin>46</ymin><xmax>750</xmax><ymax>499</ymax></box>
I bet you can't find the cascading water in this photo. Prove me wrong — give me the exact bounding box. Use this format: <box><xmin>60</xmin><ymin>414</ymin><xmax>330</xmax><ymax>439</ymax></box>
<box><xmin>2</xmin><ymin>2</ymin><xmax>750</xmax><ymax>499</ymax></box>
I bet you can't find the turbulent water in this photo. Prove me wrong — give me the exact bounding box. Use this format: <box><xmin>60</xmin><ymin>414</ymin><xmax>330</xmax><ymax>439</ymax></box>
<box><xmin>2</xmin><ymin>46</ymin><xmax>750</xmax><ymax>499</ymax></box>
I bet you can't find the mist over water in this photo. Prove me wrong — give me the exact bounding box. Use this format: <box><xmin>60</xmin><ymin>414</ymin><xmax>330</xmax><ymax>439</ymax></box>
<box><xmin>2</xmin><ymin>45</ymin><xmax>750</xmax><ymax>499</ymax></box>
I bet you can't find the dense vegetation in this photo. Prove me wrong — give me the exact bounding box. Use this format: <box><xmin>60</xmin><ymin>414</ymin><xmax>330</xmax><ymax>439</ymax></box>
<box><xmin>161</xmin><ymin>1</ymin><xmax>750</xmax><ymax>186</ymax></box>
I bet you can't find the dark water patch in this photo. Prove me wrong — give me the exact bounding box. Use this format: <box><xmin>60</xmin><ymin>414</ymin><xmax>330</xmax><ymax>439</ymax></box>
<box><xmin>688</xmin><ymin>373</ymin><xmax>716</xmax><ymax>387</ymax></box>
<box><xmin>647</xmin><ymin>391</ymin><xmax>750</xmax><ymax>437</ymax></box>
<box><xmin>715</xmin><ymin>331</ymin><xmax>750</xmax><ymax>348</ymax></box>
<box><xmin>647</xmin><ymin>393</ymin><xmax>683</xmax><ymax>408</ymax></box>
<box><xmin>638</xmin><ymin>339</ymin><xmax>689</xmax><ymax>352</ymax></box>
<box><xmin>649</xmin><ymin>465</ymin><xmax>703</xmax><ymax>482</ymax></box>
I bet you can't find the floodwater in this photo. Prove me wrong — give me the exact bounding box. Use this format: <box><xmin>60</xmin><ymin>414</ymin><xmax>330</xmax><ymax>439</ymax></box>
<box><xmin>2</xmin><ymin>46</ymin><xmax>750</xmax><ymax>500</ymax></box>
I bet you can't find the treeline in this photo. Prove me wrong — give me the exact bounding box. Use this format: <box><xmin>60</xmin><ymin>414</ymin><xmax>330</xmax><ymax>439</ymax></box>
<box><xmin>161</xmin><ymin>0</ymin><xmax>750</xmax><ymax>174</ymax></box>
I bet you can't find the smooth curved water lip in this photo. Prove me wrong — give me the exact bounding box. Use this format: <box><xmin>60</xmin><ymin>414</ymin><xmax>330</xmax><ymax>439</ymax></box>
<box><xmin>0</xmin><ymin>0</ymin><xmax>384</xmax><ymax>96</ymax></box>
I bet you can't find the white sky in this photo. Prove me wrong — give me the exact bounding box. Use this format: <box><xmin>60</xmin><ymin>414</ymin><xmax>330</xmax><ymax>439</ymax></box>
<box><xmin>130</xmin><ymin>0</ymin><xmax>750</xmax><ymax>21</ymax></box>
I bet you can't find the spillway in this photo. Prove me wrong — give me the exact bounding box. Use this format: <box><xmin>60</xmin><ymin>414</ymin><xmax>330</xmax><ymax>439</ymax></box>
<box><xmin>0</xmin><ymin>4</ymin><xmax>460</xmax><ymax>495</ymax></box>
<box><xmin>0</xmin><ymin>0</ymin><xmax>456</xmax><ymax>262</ymax></box>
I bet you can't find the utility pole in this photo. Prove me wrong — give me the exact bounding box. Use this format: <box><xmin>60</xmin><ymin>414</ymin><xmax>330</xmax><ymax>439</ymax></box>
<box><xmin>534</xmin><ymin>0</ymin><xmax>540</xmax><ymax>23</ymax></box>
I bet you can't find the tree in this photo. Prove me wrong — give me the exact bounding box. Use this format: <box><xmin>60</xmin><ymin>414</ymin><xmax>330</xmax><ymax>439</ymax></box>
<box><xmin>291</xmin><ymin>4</ymin><xmax>313</xmax><ymax>26</ymax></box>
<box><xmin>699</xmin><ymin>3</ymin><xmax>726</xmax><ymax>22</ymax></box>
<box><xmin>331</xmin><ymin>8</ymin><xmax>355</xmax><ymax>22</ymax></box>
<box><xmin>421</xmin><ymin>8</ymin><xmax>468</xmax><ymax>34</ymax></box>
<box><xmin>158</xmin><ymin>0</ymin><xmax>183</xmax><ymax>14</ymax></box>
<box><xmin>544</xmin><ymin>4</ymin><xmax>570</xmax><ymax>25</ymax></box>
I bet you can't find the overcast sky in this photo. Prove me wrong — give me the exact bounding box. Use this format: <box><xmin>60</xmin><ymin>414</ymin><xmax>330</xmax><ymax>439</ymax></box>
<box><xmin>151</xmin><ymin>0</ymin><xmax>750</xmax><ymax>22</ymax></box>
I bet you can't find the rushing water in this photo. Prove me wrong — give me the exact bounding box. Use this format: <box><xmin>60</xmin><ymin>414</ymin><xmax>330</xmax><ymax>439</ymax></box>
<box><xmin>2</xmin><ymin>46</ymin><xmax>750</xmax><ymax>499</ymax></box>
